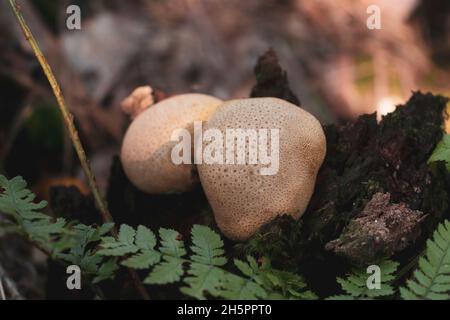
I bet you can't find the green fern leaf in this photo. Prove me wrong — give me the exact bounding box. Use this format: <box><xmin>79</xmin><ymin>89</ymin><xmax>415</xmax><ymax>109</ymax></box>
<box><xmin>135</xmin><ymin>225</ymin><xmax>157</xmax><ymax>250</ymax></box>
<box><xmin>0</xmin><ymin>176</ymin><xmax>117</xmax><ymax>284</ymax></box>
<box><xmin>181</xmin><ymin>225</ymin><xmax>228</xmax><ymax>299</ymax></box>
<box><xmin>122</xmin><ymin>225</ymin><xmax>160</xmax><ymax>269</ymax></box>
<box><xmin>1</xmin><ymin>176</ymin><xmax>318</xmax><ymax>301</ymax></box>
<box><xmin>0</xmin><ymin>175</ymin><xmax>67</xmax><ymax>249</ymax></box>
<box><xmin>118</xmin><ymin>224</ymin><xmax>136</xmax><ymax>245</ymax></box>
<box><xmin>158</xmin><ymin>228</ymin><xmax>186</xmax><ymax>258</ymax></box>
<box><xmin>24</xmin><ymin>217</ymin><xmax>67</xmax><ymax>243</ymax></box>
<box><xmin>429</xmin><ymin>134</ymin><xmax>450</xmax><ymax>171</ymax></box>
<box><xmin>400</xmin><ymin>220</ymin><xmax>450</xmax><ymax>300</ymax></box>
<box><xmin>145</xmin><ymin>228</ymin><xmax>186</xmax><ymax>285</ymax></box>
<box><xmin>97</xmin><ymin>223</ymin><xmax>115</xmax><ymax>237</ymax></box>
<box><xmin>93</xmin><ymin>258</ymin><xmax>119</xmax><ymax>284</ymax></box>
<box><xmin>328</xmin><ymin>260</ymin><xmax>399</xmax><ymax>300</ymax></box>
<box><xmin>0</xmin><ymin>176</ymin><xmax>47</xmax><ymax>222</ymax></box>
<box><xmin>98</xmin><ymin>225</ymin><xmax>161</xmax><ymax>269</ymax></box>
<box><xmin>79</xmin><ymin>252</ymin><xmax>103</xmax><ymax>274</ymax></box>
<box><xmin>98</xmin><ymin>224</ymin><xmax>140</xmax><ymax>256</ymax></box>
<box><xmin>145</xmin><ymin>257</ymin><xmax>185</xmax><ymax>284</ymax></box>
<box><xmin>181</xmin><ymin>263</ymin><xmax>226</xmax><ymax>299</ymax></box>
<box><xmin>189</xmin><ymin>225</ymin><xmax>226</xmax><ymax>266</ymax></box>
<box><xmin>220</xmin><ymin>257</ymin><xmax>316</xmax><ymax>300</ymax></box>
<box><xmin>254</xmin><ymin>258</ymin><xmax>317</xmax><ymax>300</ymax></box>
<box><xmin>58</xmin><ymin>224</ymin><xmax>115</xmax><ymax>276</ymax></box>
<box><xmin>122</xmin><ymin>251</ymin><xmax>160</xmax><ymax>269</ymax></box>
<box><xmin>264</xmin><ymin>268</ymin><xmax>317</xmax><ymax>300</ymax></box>
<box><xmin>219</xmin><ymin>257</ymin><xmax>266</xmax><ymax>300</ymax></box>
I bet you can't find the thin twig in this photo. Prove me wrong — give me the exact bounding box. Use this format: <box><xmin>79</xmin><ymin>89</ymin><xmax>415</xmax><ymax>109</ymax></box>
<box><xmin>0</xmin><ymin>278</ymin><xmax>6</xmax><ymax>300</ymax></box>
<box><xmin>8</xmin><ymin>0</ymin><xmax>150</xmax><ymax>300</ymax></box>
<box><xmin>8</xmin><ymin>0</ymin><xmax>112</xmax><ymax>224</ymax></box>
<box><xmin>0</xmin><ymin>262</ymin><xmax>23</xmax><ymax>300</ymax></box>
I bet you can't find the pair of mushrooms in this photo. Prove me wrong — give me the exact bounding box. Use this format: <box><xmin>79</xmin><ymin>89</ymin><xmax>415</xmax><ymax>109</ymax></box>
<box><xmin>121</xmin><ymin>90</ymin><xmax>326</xmax><ymax>241</ymax></box>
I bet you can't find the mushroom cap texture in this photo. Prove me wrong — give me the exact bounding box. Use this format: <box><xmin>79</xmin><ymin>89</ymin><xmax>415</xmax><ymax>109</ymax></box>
<box><xmin>197</xmin><ymin>98</ymin><xmax>327</xmax><ymax>241</ymax></box>
<box><xmin>121</xmin><ymin>94</ymin><xmax>223</xmax><ymax>194</ymax></box>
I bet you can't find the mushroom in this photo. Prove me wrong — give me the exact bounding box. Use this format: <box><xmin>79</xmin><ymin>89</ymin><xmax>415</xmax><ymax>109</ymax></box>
<box><xmin>121</xmin><ymin>93</ymin><xmax>223</xmax><ymax>194</ymax></box>
<box><xmin>197</xmin><ymin>98</ymin><xmax>326</xmax><ymax>241</ymax></box>
<box><xmin>121</xmin><ymin>86</ymin><xmax>155</xmax><ymax>120</ymax></box>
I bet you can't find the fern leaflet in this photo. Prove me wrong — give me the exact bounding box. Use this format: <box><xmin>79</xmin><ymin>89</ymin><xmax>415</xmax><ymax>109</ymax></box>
<box><xmin>0</xmin><ymin>175</ymin><xmax>118</xmax><ymax>283</ymax></box>
<box><xmin>1</xmin><ymin>175</ymin><xmax>317</xmax><ymax>300</ymax></box>
<box><xmin>144</xmin><ymin>228</ymin><xmax>186</xmax><ymax>284</ymax></box>
<box><xmin>328</xmin><ymin>260</ymin><xmax>399</xmax><ymax>300</ymax></box>
<box><xmin>400</xmin><ymin>220</ymin><xmax>450</xmax><ymax>300</ymax></box>
<box><xmin>181</xmin><ymin>225</ymin><xmax>227</xmax><ymax>299</ymax></box>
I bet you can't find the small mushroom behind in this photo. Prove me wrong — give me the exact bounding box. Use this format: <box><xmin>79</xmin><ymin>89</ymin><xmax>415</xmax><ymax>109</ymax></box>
<box><xmin>197</xmin><ymin>98</ymin><xmax>327</xmax><ymax>241</ymax></box>
<box><xmin>121</xmin><ymin>86</ymin><xmax>155</xmax><ymax>120</ymax></box>
<box><xmin>121</xmin><ymin>93</ymin><xmax>223</xmax><ymax>194</ymax></box>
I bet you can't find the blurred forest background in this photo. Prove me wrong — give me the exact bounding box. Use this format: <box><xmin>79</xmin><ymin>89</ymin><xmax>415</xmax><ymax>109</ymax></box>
<box><xmin>0</xmin><ymin>0</ymin><xmax>449</xmax><ymax>299</ymax></box>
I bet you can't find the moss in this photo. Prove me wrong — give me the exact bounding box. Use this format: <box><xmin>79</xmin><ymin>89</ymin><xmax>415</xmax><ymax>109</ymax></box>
<box><xmin>234</xmin><ymin>216</ymin><xmax>303</xmax><ymax>272</ymax></box>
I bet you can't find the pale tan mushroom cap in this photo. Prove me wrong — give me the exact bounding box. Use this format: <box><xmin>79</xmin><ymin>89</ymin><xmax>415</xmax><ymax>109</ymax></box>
<box><xmin>197</xmin><ymin>98</ymin><xmax>326</xmax><ymax>241</ymax></box>
<box><xmin>121</xmin><ymin>94</ymin><xmax>223</xmax><ymax>194</ymax></box>
<box><xmin>121</xmin><ymin>86</ymin><xmax>155</xmax><ymax>119</ymax></box>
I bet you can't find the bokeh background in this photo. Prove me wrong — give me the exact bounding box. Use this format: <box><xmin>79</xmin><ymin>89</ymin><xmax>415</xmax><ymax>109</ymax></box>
<box><xmin>0</xmin><ymin>0</ymin><xmax>449</xmax><ymax>299</ymax></box>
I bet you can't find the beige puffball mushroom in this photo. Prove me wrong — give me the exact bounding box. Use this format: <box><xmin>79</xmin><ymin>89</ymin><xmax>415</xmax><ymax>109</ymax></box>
<box><xmin>121</xmin><ymin>93</ymin><xmax>223</xmax><ymax>194</ymax></box>
<box><xmin>121</xmin><ymin>86</ymin><xmax>155</xmax><ymax>120</ymax></box>
<box><xmin>197</xmin><ymin>98</ymin><xmax>326</xmax><ymax>241</ymax></box>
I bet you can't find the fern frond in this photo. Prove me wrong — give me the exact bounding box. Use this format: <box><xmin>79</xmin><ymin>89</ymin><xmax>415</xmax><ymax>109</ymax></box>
<box><xmin>221</xmin><ymin>257</ymin><xmax>316</xmax><ymax>300</ymax></box>
<box><xmin>58</xmin><ymin>223</ymin><xmax>116</xmax><ymax>278</ymax></box>
<box><xmin>1</xmin><ymin>176</ymin><xmax>317</xmax><ymax>300</ymax></box>
<box><xmin>98</xmin><ymin>225</ymin><xmax>161</xmax><ymax>269</ymax></box>
<box><xmin>0</xmin><ymin>176</ymin><xmax>47</xmax><ymax>220</ymax></box>
<box><xmin>181</xmin><ymin>225</ymin><xmax>227</xmax><ymax>299</ymax></box>
<box><xmin>328</xmin><ymin>260</ymin><xmax>399</xmax><ymax>300</ymax></box>
<box><xmin>145</xmin><ymin>228</ymin><xmax>186</xmax><ymax>284</ymax></box>
<box><xmin>0</xmin><ymin>175</ymin><xmax>64</xmax><ymax>247</ymax></box>
<box><xmin>181</xmin><ymin>263</ymin><xmax>226</xmax><ymax>299</ymax></box>
<box><xmin>190</xmin><ymin>225</ymin><xmax>227</xmax><ymax>266</ymax></box>
<box><xmin>98</xmin><ymin>225</ymin><xmax>140</xmax><ymax>256</ymax></box>
<box><xmin>93</xmin><ymin>259</ymin><xmax>119</xmax><ymax>284</ymax></box>
<box><xmin>158</xmin><ymin>228</ymin><xmax>186</xmax><ymax>258</ymax></box>
<box><xmin>220</xmin><ymin>257</ymin><xmax>267</xmax><ymax>300</ymax></box>
<box><xmin>263</xmin><ymin>267</ymin><xmax>318</xmax><ymax>300</ymax></box>
<box><xmin>122</xmin><ymin>226</ymin><xmax>161</xmax><ymax>269</ymax></box>
<box><xmin>400</xmin><ymin>220</ymin><xmax>450</xmax><ymax>300</ymax></box>
<box><xmin>0</xmin><ymin>175</ymin><xmax>118</xmax><ymax>283</ymax></box>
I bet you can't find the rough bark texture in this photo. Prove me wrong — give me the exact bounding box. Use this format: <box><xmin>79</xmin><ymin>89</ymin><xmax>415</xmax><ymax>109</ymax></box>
<box><xmin>251</xmin><ymin>49</ymin><xmax>301</xmax><ymax>106</ymax></box>
<box><xmin>325</xmin><ymin>193</ymin><xmax>425</xmax><ymax>264</ymax></box>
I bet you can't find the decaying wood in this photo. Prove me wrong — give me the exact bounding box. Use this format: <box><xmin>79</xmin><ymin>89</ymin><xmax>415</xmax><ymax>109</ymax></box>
<box><xmin>326</xmin><ymin>193</ymin><xmax>426</xmax><ymax>265</ymax></box>
<box><xmin>251</xmin><ymin>49</ymin><xmax>300</xmax><ymax>106</ymax></box>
